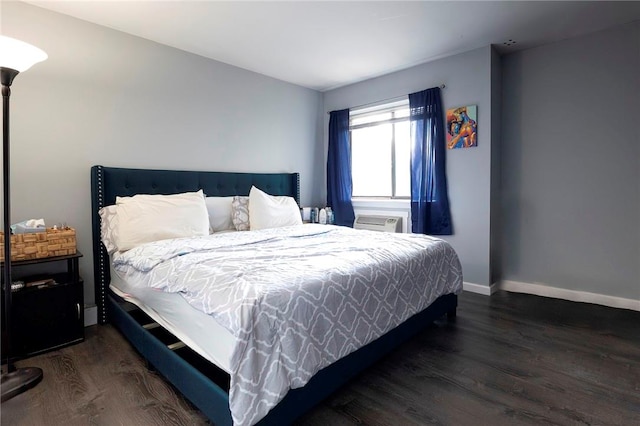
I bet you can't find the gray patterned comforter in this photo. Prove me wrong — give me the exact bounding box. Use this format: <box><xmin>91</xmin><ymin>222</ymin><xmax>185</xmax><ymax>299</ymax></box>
<box><xmin>113</xmin><ymin>224</ymin><xmax>463</xmax><ymax>426</ymax></box>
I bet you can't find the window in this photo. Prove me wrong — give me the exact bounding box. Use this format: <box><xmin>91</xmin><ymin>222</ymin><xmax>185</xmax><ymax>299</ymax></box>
<box><xmin>350</xmin><ymin>99</ymin><xmax>410</xmax><ymax>198</ymax></box>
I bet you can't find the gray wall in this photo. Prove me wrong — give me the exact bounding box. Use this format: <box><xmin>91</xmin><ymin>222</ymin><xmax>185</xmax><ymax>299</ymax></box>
<box><xmin>501</xmin><ymin>22</ymin><xmax>640</xmax><ymax>300</ymax></box>
<box><xmin>2</xmin><ymin>2</ymin><xmax>324</xmax><ymax>305</ymax></box>
<box><xmin>324</xmin><ymin>47</ymin><xmax>495</xmax><ymax>288</ymax></box>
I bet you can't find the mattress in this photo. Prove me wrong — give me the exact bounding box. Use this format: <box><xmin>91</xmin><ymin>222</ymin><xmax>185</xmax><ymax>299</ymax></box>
<box><xmin>109</xmin><ymin>265</ymin><xmax>235</xmax><ymax>373</ymax></box>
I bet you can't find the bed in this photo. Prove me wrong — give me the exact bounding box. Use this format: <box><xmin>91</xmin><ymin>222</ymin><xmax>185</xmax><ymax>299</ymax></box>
<box><xmin>90</xmin><ymin>165</ymin><xmax>462</xmax><ymax>426</ymax></box>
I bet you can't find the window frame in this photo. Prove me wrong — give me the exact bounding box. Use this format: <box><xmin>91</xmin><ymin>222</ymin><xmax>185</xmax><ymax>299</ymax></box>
<box><xmin>349</xmin><ymin>99</ymin><xmax>410</xmax><ymax>199</ymax></box>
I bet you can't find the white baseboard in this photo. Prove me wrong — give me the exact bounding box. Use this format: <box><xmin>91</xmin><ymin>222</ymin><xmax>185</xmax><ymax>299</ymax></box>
<box><xmin>463</xmin><ymin>281</ymin><xmax>496</xmax><ymax>296</ymax></box>
<box><xmin>84</xmin><ymin>304</ymin><xmax>98</xmax><ymax>327</ymax></box>
<box><xmin>500</xmin><ymin>280</ymin><xmax>640</xmax><ymax>312</ymax></box>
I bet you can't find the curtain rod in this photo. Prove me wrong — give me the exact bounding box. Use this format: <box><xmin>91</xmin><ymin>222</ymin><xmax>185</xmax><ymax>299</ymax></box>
<box><xmin>327</xmin><ymin>84</ymin><xmax>445</xmax><ymax>115</ymax></box>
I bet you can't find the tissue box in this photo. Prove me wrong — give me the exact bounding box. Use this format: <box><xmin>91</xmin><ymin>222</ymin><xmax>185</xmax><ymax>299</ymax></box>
<box><xmin>0</xmin><ymin>227</ymin><xmax>77</xmax><ymax>262</ymax></box>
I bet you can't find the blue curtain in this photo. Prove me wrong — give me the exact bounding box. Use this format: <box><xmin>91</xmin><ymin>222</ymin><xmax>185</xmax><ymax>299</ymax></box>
<box><xmin>409</xmin><ymin>88</ymin><xmax>452</xmax><ymax>235</ymax></box>
<box><xmin>327</xmin><ymin>109</ymin><xmax>355</xmax><ymax>227</ymax></box>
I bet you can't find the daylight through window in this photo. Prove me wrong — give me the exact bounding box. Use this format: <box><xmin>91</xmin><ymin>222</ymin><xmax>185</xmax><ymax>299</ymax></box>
<box><xmin>350</xmin><ymin>99</ymin><xmax>410</xmax><ymax>198</ymax></box>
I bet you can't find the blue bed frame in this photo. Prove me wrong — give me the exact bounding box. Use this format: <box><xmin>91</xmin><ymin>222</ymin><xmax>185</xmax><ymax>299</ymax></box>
<box><xmin>90</xmin><ymin>165</ymin><xmax>457</xmax><ymax>425</ymax></box>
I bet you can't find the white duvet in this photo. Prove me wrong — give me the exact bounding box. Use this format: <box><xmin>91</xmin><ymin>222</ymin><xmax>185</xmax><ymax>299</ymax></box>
<box><xmin>113</xmin><ymin>224</ymin><xmax>463</xmax><ymax>426</ymax></box>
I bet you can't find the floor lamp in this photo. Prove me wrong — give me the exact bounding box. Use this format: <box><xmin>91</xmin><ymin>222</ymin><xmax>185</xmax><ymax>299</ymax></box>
<box><xmin>1</xmin><ymin>35</ymin><xmax>48</xmax><ymax>402</ymax></box>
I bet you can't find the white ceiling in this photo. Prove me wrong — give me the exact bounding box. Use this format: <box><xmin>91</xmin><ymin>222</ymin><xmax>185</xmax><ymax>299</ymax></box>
<box><xmin>24</xmin><ymin>1</ymin><xmax>640</xmax><ymax>91</ymax></box>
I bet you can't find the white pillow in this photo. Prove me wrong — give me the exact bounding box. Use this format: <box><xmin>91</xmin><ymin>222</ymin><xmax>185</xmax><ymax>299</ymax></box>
<box><xmin>115</xmin><ymin>190</ymin><xmax>209</xmax><ymax>251</ymax></box>
<box><xmin>249</xmin><ymin>186</ymin><xmax>302</xmax><ymax>231</ymax></box>
<box><xmin>204</xmin><ymin>196</ymin><xmax>235</xmax><ymax>233</ymax></box>
<box><xmin>98</xmin><ymin>205</ymin><xmax>119</xmax><ymax>254</ymax></box>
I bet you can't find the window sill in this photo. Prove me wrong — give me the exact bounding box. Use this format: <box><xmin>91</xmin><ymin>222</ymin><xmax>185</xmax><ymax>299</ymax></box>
<box><xmin>352</xmin><ymin>198</ymin><xmax>410</xmax><ymax>209</ymax></box>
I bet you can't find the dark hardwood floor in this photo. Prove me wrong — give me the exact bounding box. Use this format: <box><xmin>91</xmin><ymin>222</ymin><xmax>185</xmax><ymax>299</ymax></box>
<box><xmin>2</xmin><ymin>290</ymin><xmax>639</xmax><ymax>425</ymax></box>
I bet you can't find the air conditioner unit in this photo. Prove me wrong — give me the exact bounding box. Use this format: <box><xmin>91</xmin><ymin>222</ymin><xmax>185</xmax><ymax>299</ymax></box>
<box><xmin>354</xmin><ymin>215</ymin><xmax>402</xmax><ymax>233</ymax></box>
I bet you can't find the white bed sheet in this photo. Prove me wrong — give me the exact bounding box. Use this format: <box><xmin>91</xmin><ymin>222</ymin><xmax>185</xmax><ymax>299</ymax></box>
<box><xmin>109</xmin><ymin>265</ymin><xmax>235</xmax><ymax>373</ymax></box>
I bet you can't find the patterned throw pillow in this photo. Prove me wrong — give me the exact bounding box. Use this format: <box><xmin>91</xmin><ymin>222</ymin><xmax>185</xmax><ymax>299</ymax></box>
<box><xmin>98</xmin><ymin>205</ymin><xmax>119</xmax><ymax>254</ymax></box>
<box><xmin>231</xmin><ymin>196</ymin><xmax>250</xmax><ymax>231</ymax></box>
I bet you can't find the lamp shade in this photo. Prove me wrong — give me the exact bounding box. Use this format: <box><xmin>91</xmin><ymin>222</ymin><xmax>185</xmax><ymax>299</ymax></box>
<box><xmin>0</xmin><ymin>36</ymin><xmax>47</xmax><ymax>72</ymax></box>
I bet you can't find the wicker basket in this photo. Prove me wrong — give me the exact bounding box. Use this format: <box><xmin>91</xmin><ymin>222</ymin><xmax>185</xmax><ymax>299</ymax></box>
<box><xmin>0</xmin><ymin>227</ymin><xmax>77</xmax><ymax>262</ymax></box>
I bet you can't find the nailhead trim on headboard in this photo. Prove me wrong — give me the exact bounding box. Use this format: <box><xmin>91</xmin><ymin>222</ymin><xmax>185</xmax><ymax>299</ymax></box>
<box><xmin>96</xmin><ymin>166</ymin><xmax>108</xmax><ymax>324</ymax></box>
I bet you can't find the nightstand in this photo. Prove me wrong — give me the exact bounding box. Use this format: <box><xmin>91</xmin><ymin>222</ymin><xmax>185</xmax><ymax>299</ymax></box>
<box><xmin>1</xmin><ymin>252</ymin><xmax>84</xmax><ymax>360</ymax></box>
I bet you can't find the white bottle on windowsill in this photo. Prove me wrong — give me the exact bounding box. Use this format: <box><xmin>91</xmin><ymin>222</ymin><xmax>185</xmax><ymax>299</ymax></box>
<box><xmin>319</xmin><ymin>208</ymin><xmax>327</xmax><ymax>225</ymax></box>
<box><xmin>326</xmin><ymin>207</ymin><xmax>334</xmax><ymax>225</ymax></box>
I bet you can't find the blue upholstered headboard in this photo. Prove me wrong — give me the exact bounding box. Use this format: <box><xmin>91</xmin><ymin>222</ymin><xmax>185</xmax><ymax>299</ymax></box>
<box><xmin>90</xmin><ymin>165</ymin><xmax>300</xmax><ymax>324</ymax></box>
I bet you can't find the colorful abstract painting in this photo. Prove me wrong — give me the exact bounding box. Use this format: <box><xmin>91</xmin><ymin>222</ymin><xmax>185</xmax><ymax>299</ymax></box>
<box><xmin>446</xmin><ymin>105</ymin><xmax>477</xmax><ymax>149</ymax></box>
